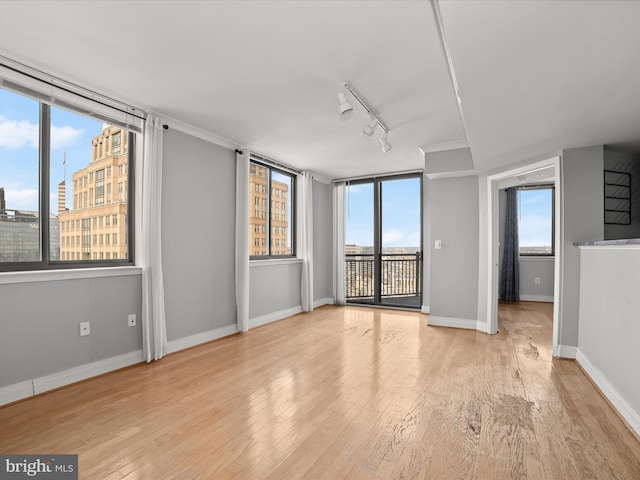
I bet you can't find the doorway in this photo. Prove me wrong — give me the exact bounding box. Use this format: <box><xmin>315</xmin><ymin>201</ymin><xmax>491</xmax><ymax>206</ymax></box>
<box><xmin>345</xmin><ymin>174</ymin><xmax>423</xmax><ymax>309</ymax></box>
<box><xmin>486</xmin><ymin>157</ymin><xmax>562</xmax><ymax>356</ymax></box>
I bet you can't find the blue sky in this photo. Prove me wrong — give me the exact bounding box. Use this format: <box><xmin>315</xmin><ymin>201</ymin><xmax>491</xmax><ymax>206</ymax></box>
<box><xmin>0</xmin><ymin>88</ymin><xmax>103</xmax><ymax>214</ymax></box>
<box><xmin>518</xmin><ymin>188</ymin><xmax>552</xmax><ymax>247</ymax></box>
<box><xmin>345</xmin><ymin>177</ymin><xmax>421</xmax><ymax>248</ymax></box>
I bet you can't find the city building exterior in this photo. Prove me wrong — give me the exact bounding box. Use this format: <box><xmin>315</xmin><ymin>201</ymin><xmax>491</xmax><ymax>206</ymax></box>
<box><xmin>0</xmin><ymin>187</ymin><xmax>60</xmax><ymax>262</ymax></box>
<box><xmin>249</xmin><ymin>163</ymin><xmax>290</xmax><ymax>256</ymax></box>
<box><xmin>58</xmin><ymin>125</ymin><xmax>129</xmax><ymax>261</ymax></box>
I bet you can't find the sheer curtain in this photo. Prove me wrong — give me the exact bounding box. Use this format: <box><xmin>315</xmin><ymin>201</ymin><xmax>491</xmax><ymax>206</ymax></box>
<box><xmin>333</xmin><ymin>182</ymin><xmax>346</xmax><ymax>305</ymax></box>
<box><xmin>139</xmin><ymin>114</ymin><xmax>167</xmax><ymax>362</ymax></box>
<box><xmin>500</xmin><ymin>187</ymin><xmax>520</xmax><ymax>302</ymax></box>
<box><xmin>298</xmin><ymin>172</ymin><xmax>314</xmax><ymax>311</ymax></box>
<box><xmin>235</xmin><ymin>149</ymin><xmax>250</xmax><ymax>332</ymax></box>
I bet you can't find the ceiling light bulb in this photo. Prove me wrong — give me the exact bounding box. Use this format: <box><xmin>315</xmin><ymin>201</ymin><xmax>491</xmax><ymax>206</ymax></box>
<box><xmin>380</xmin><ymin>134</ymin><xmax>392</xmax><ymax>153</ymax></box>
<box><xmin>362</xmin><ymin>116</ymin><xmax>378</xmax><ymax>136</ymax></box>
<box><xmin>337</xmin><ymin>91</ymin><xmax>353</xmax><ymax>117</ymax></box>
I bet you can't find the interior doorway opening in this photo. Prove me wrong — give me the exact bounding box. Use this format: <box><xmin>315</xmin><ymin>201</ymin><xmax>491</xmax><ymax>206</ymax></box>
<box><xmin>486</xmin><ymin>157</ymin><xmax>562</xmax><ymax>356</ymax></box>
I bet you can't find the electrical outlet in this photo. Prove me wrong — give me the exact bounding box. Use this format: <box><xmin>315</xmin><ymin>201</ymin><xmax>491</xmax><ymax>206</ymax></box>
<box><xmin>534</xmin><ymin>277</ymin><xmax>541</xmax><ymax>284</ymax></box>
<box><xmin>80</xmin><ymin>321</ymin><xmax>90</xmax><ymax>336</ymax></box>
<box><xmin>128</xmin><ymin>314</ymin><xmax>136</xmax><ymax>327</ymax></box>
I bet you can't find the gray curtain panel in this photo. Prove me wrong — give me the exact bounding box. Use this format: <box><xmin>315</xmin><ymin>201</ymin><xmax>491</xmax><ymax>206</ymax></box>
<box><xmin>500</xmin><ymin>187</ymin><xmax>520</xmax><ymax>302</ymax></box>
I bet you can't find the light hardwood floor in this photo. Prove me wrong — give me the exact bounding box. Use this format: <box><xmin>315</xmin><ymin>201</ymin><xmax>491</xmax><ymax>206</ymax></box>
<box><xmin>1</xmin><ymin>303</ymin><xmax>639</xmax><ymax>479</ymax></box>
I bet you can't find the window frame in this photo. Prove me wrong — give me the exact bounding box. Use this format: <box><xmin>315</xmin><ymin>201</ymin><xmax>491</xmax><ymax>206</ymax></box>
<box><xmin>517</xmin><ymin>184</ymin><xmax>555</xmax><ymax>257</ymax></box>
<box><xmin>249</xmin><ymin>158</ymin><xmax>296</xmax><ymax>260</ymax></box>
<box><xmin>0</xmin><ymin>92</ymin><xmax>136</xmax><ymax>272</ymax></box>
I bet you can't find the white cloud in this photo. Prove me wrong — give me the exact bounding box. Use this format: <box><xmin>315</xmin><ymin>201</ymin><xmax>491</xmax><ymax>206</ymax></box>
<box><xmin>0</xmin><ymin>116</ymin><xmax>84</xmax><ymax>150</ymax></box>
<box><xmin>0</xmin><ymin>116</ymin><xmax>38</xmax><ymax>149</ymax></box>
<box><xmin>51</xmin><ymin>125</ymin><xmax>84</xmax><ymax>150</ymax></box>
<box><xmin>3</xmin><ymin>188</ymin><xmax>38</xmax><ymax>211</ymax></box>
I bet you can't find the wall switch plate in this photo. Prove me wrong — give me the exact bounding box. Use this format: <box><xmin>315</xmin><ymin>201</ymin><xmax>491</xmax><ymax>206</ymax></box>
<box><xmin>435</xmin><ymin>240</ymin><xmax>442</xmax><ymax>250</ymax></box>
<box><xmin>128</xmin><ymin>314</ymin><xmax>136</xmax><ymax>327</ymax></box>
<box><xmin>534</xmin><ymin>277</ymin><xmax>541</xmax><ymax>284</ymax></box>
<box><xmin>80</xmin><ymin>322</ymin><xmax>90</xmax><ymax>336</ymax></box>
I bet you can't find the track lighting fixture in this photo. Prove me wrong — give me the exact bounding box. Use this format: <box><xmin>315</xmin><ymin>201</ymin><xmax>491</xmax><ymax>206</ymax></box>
<box><xmin>379</xmin><ymin>133</ymin><xmax>392</xmax><ymax>153</ymax></box>
<box><xmin>362</xmin><ymin>115</ymin><xmax>378</xmax><ymax>136</ymax></box>
<box><xmin>337</xmin><ymin>90</ymin><xmax>353</xmax><ymax>117</ymax></box>
<box><xmin>338</xmin><ymin>82</ymin><xmax>392</xmax><ymax>153</ymax></box>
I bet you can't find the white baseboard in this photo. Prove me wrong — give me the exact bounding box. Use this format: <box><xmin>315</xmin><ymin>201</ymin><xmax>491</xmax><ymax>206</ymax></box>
<box><xmin>557</xmin><ymin>345</ymin><xmax>577</xmax><ymax>359</ymax></box>
<box><xmin>1</xmin><ymin>350</ymin><xmax>144</xmax><ymax>407</ymax></box>
<box><xmin>421</xmin><ymin>305</ymin><xmax>430</xmax><ymax>314</ymax></box>
<box><xmin>167</xmin><ymin>324</ymin><xmax>239</xmax><ymax>354</ymax></box>
<box><xmin>0</xmin><ymin>380</ymin><xmax>34</xmax><ymax>407</ymax></box>
<box><xmin>476</xmin><ymin>321</ymin><xmax>490</xmax><ymax>334</ymax></box>
<box><xmin>33</xmin><ymin>350</ymin><xmax>144</xmax><ymax>395</ymax></box>
<box><xmin>576</xmin><ymin>349</ymin><xmax>640</xmax><ymax>439</ymax></box>
<box><xmin>519</xmin><ymin>294</ymin><xmax>554</xmax><ymax>303</ymax></box>
<box><xmin>313</xmin><ymin>297</ymin><xmax>334</xmax><ymax>309</ymax></box>
<box><xmin>249</xmin><ymin>305</ymin><xmax>303</xmax><ymax>329</ymax></box>
<box><xmin>428</xmin><ymin>315</ymin><xmax>477</xmax><ymax>330</ymax></box>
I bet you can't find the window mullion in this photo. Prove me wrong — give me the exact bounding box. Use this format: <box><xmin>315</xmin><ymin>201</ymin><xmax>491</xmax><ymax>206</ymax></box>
<box><xmin>40</xmin><ymin>103</ymin><xmax>51</xmax><ymax>265</ymax></box>
<box><xmin>266</xmin><ymin>169</ymin><xmax>272</xmax><ymax>256</ymax></box>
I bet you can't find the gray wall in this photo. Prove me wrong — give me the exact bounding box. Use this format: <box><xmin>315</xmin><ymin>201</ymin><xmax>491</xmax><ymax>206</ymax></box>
<box><xmin>250</xmin><ymin>262</ymin><xmax>302</xmax><ymax>318</ymax></box>
<box><xmin>313</xmin><ymin>179</ymin><xmax>333</xmax><ymax>302</ymax></box>
<box><xmin>429</xmin><ymin>176</ymin><xmax>479</xmax><ymax>320</ymax></box>
<box><xmin>425</xmin><ymin>147</ymin><xmax>474</xmax><ymax>175</ymax></box>
<box><xmin>561</xmin><ymin>145</ymin><xmax>604</xmax><ymax>347</ymax></box>
<box><xmin>604</xmin><ymin>149</ymin><xmax>640</xmax><ymax>240</ymax></box>
<box><xmin>498</xmin><ymin>189</ymin><xmax>555</xmax><ymax>300</ymax></box>
<box><xmin>0</xmin><ymin>274</ymin><xmax>142</xmax><ymax>387</ymax></box>
<box><xmin>519</xmin><ymin>259</ymin><xmax>554</xmax><ymax>299</ymax></box>
<box><xmin>162</xmin><ymin>129</ymin><xmax>237</xmax><ymax>341</ymax></box>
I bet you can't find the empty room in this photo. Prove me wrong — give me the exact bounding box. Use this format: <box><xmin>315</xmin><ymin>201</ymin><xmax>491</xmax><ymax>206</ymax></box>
<box><xmin>1</xmin><ymin>1</ymin><xmax>639</xmax><ymax>479</ymax></box>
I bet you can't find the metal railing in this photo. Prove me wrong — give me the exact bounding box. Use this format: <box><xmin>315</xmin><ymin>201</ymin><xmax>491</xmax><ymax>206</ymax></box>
<box><xmin>345</xmin><ymin>253</ymin><xmax>421</xmax><ymax>300</ymax></box>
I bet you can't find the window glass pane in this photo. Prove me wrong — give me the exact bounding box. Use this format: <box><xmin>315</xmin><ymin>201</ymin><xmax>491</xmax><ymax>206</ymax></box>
<box><xmin>270</xmin><ymin>171</ymin><xmax>292</xmax><ymax>255</ymax></box>
<box><xmin>249</xmin><ymin>163</ymin><xmax>268</xmax><ymax>256</ymax></box>
<box><xmin>518</xmin><ymin>188</ymin><xmax>553</xmax><ymax>255</ymax></box>
<box><xmin>0</xmin><ymin>89</ymin><xmax>41</xmax><ymax>263</ymax></box>
<box><xmin>53</xmin><ymin>107</ymin><xmax>130</xmax><ymax>262</ymax></box>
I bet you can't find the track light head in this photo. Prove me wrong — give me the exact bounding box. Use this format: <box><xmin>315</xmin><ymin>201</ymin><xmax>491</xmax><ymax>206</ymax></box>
<box><xmin>380</xmin><ymin>134</ymin><xmax>392</xmax><ymax>153</ymax></box>
<box><xmin>337</xmin><ymin>91</ymin><xmax>353</xmax><ymax>118</ymax></box>
<box><xmin>362</xmin><ymin>116</ymin><xmax>378</xmax><ymax>136</ymax></box>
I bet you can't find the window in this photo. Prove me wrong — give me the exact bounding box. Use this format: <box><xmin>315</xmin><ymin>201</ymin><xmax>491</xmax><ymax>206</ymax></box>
<box><xmin>518</xmin><ymin>186</ymin><xmax>554</xmax><ymax>255</ymax></box>
<box><xmin>112</xmin><ymin>132</ymin><xmax>121</xmax><ymax>156</ymax></box>
<box><xmin>95</xmin><ymin>169</ymin><xmax>104</xmax><ymax>205</ymax></box>
<box><xmin>0</xmin><ymin>85</ymin><xmax>136</xmax><ymax>271</ymax></box>
<box><xmin>248</xmin><ymin>159</ymin><xmax>295</xmax><ymax>258</ymax></box>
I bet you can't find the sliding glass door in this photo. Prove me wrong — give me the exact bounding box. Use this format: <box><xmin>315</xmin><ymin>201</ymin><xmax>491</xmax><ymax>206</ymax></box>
<box><xmin>345</xmin><ymin>174</ymin><xmax>422</xmax><ymax>308</ymax></box>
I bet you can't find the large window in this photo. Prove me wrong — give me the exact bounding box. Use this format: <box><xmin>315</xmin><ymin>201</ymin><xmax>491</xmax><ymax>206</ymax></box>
<box><xmin>249</xmin><ymin>160</ymin><xmax>295</xmax><ymax>258</ymax></box>
<box><xmin>0</xmin><ymin>87</ymin><xmax>135</xmax><ymax>270</ymax></box>
<box><xmin>518</xmin><ymin>186</ymin><xmax>554</xmax><ymax>256</ymax></box>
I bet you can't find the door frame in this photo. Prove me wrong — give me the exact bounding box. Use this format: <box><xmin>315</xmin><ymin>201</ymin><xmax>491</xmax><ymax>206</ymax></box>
<box><xmin>485</xmin><ymin>156</ymin><xmax>563</xmax><ymax>356</ymax></box>
<box><xmin>347</xmin><ymin>172</ymin><xmax>423</xmax><ymax>309</ymax></box>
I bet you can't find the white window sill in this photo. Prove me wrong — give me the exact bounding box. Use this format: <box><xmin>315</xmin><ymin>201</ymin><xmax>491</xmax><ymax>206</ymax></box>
<box><xmin>250</xmin><ymin>258</ymin><xmax>302</xmax><ymax>268</ymax></box>
<box><xmin>519</xmin><ymin>256</ymin><xmax>555</xmax><ymax>262</ymax></box>
<box><xmin>0</xmin><ymin>266</ymin><xmax>143</xmax><ymax>285</ymax></box>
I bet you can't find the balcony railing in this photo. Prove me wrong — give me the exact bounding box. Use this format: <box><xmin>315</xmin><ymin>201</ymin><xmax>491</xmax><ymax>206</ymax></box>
<box><xmin>345</xmin><ymin>253</ymin><xmax>422</xmax><ymax>302</ymax></box>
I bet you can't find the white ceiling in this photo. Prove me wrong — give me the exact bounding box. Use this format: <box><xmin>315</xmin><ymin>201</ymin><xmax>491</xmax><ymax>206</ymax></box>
<box><xmin>1</xmin><ymin>1</ymin><xmax>639</xmax><ymax>179</ymax></box>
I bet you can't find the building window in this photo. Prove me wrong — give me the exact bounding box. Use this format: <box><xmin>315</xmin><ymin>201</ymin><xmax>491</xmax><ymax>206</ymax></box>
<box><xmin>518</xmin><ymin>186</ymin><xmax>554</xmax><ymax>256</ymax></box>
<box><xmin>0</xmin><ymin>86</ymin><xmax>136</xmax><ymax>271</ymax></box>
<box><xmin>248</xmin><ymin>159</ymin><xmax>295</xmax><ymax>258</ymax></box>
<box><xmin>112</xmin><ymin>132</ymin><xmax>121</xmax><ymax>156</ymax></box>
<box><xmin>95</xmin><ymin>169</ymin><xmax>104</xmax><ymax>205</ymax></box>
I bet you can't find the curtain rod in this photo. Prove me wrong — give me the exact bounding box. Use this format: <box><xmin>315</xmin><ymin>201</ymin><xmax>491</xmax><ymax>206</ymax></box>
<box><xmin>333</xmin><ymin>169</ymin><xmax>424</xmax><ymax>184</ymax></box>
<box><xmin>0</xmin><ymin>55</ymin><xmax>146</xmax><ymax>121</ymax></box>
<box><xmin>249</xmin><ymin>151</ymin><xmax>302</xmax><ymax>175</ymax></box>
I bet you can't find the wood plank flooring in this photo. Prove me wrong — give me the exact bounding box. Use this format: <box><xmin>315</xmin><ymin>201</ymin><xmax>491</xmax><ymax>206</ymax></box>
<box><xmin>1</xmin><ymin>302</ymin><xmax>639</xmax><ymax>479</ymax></box>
